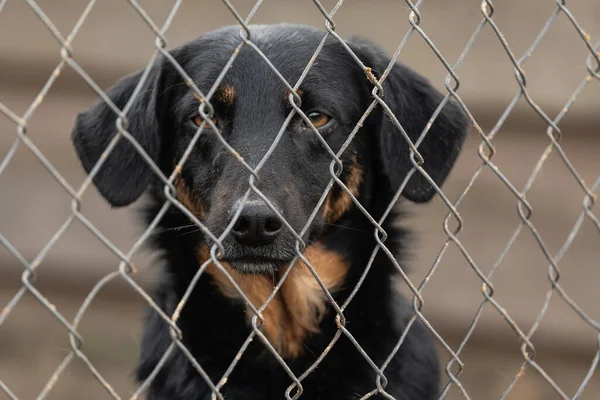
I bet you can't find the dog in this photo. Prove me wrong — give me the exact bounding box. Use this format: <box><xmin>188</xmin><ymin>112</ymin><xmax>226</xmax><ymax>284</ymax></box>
<box><xmin>71</xmin><ymin>24</ymin><xmax>468</xmax><ymax>400</ymax></box>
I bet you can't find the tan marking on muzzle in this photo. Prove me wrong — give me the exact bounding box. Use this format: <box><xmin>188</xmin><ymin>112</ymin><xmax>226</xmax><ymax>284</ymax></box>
<box><xmin>322</xmin><ymin>155</ymin><xmax>363</xmax><ymax>223</ymax></box>
<box><xmin>174</xmin><ymin>176</ymin><xmax>204</xmax><ymax>218</ymax></box>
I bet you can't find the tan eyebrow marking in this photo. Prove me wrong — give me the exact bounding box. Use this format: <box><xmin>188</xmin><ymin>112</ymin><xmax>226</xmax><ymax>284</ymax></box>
<box><xmin>216</xmin><ymin>85</ymin><xmax>235</xmax><ymax>105</ymax></box>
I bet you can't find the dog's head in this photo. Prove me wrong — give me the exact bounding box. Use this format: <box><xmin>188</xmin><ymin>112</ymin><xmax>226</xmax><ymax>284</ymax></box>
<box><xmin>72</xmin><ymin>24</ymin><xmax>469</xmax><ymax>274</ymax></box>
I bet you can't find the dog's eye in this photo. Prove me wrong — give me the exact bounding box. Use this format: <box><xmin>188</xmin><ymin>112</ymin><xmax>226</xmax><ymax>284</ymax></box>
<box><xmin>306</xmin><ymin>111</ymin><xmax>330</xmax><ymax>129</ymax></box>
<box><xmin>192</xmin><ymin>115</ymin><xmax>218</xmax><ymax>128</ymax></box>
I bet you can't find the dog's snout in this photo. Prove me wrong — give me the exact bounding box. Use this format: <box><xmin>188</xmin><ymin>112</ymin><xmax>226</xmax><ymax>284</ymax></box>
<box><xmin>230</xmin><ymin>200</ymin><xmax>283</xmax><ymax>247</ymax></box>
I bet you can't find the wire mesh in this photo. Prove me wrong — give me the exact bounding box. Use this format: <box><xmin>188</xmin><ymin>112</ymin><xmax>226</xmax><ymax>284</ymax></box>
<box><xmin>0</xmin><ymin>0</ymin><xmax>599</xmax><ymax>399</ymax></box>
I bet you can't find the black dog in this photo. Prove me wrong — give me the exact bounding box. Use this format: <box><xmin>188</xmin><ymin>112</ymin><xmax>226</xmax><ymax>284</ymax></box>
<box><xmin>72</xmin><ymin>24</ymin><xmax>468</xmax><ymax>400</ymax></box>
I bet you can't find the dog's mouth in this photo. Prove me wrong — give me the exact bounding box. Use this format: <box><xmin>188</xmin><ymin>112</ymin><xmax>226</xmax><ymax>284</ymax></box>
<box><xmin>223</xmin><ymin>256</ymin><xmax>290</xmax><ymax>274</ymax></box>
<box><xmin>215</xmin><ymin>244</ymin><xmax>298</xmax><ymax>275</ymax></box>
<box><xmin>203</xmin><ymin>216</ymin><xmax>317</xmax><ymax>275</ymax></box>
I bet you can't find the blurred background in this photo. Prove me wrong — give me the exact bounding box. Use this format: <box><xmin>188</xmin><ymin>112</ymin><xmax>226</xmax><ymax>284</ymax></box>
<box><xmin>1</xmin><ymin>1</ymin><xmax>599</xmax><ymax>399</ymax></box>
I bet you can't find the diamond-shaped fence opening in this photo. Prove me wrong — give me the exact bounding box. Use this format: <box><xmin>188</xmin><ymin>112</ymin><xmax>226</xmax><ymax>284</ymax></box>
<box><xmin>1</xmin><ymin>0</ymin><xmax>599</xmax><ymax>399</ymax></box>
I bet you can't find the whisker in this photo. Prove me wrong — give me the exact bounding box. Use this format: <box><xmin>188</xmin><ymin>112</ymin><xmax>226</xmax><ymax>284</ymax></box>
<box><xmin>151</xmin><ymin>223</ymin><xmax>199</xmax><ymax>234</ymax></box>
<box><xmin>313</xmin><ymin>222</ymin><xmax>372</xmax><ymax>234</ymax></box>
<box><xmin>176</xmin><ymin>228</ymin><xmax>205</xmax><ymax>238</ymax></box>
<box><xmin>171</xmin><ymin>208</ymin><xmax>204</xmax><ymax>217</ymax></box>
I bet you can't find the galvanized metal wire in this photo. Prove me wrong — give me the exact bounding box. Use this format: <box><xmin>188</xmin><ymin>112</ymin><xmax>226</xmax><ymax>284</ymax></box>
<box><xmin>1</xmin><ymin>0</ymin><xmax>599</xmax><ymax>399</ymax></box>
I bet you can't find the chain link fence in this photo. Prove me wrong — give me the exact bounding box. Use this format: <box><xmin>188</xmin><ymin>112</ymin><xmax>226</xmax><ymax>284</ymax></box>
<box><xmin>1</xmin><ymin>0</ymin><xmax>599</xmax><ymax>399</ymax></box>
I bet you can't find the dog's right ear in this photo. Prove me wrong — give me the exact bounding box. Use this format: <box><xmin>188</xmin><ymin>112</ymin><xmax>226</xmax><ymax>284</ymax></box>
<box><xmin>348</xmin><ymin>38</ymin><xmax>469</xmax><ymax>203</ymax></box>
<box><xmin>71</xmin><ymin>63</ymin><xmax>169</xmax><ymax>207</ymax></box>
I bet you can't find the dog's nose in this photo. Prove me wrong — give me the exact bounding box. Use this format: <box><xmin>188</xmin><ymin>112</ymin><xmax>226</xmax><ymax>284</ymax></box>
<box><xmin>230</xmin><ymin>201</ymin><xmax>283</xmax><ymax>247</ymax></box>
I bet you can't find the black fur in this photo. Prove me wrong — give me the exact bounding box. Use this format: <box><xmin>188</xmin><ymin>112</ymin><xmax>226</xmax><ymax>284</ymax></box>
<box><xmin>71</xmin><ymin>24</ymin><xmax>469</xmax><ymax>399</ymax></box>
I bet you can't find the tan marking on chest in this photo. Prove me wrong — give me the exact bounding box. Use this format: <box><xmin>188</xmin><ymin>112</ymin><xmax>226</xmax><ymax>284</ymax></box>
<box><xmin>199</xmin><ymin>243</ymin><xmax>349</xmax><ymax>358</ymax></box>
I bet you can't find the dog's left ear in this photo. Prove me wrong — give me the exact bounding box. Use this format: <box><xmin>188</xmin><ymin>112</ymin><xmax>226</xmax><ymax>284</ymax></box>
<box><xmin>349</xmin><ymin>38</ymin><xmax>470</xmax><ymax>203</ymax></box>
<box><xmin>71</xmin><ymin>61</ymin><xmax>172</xmax><ymax>208</ymax></box>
